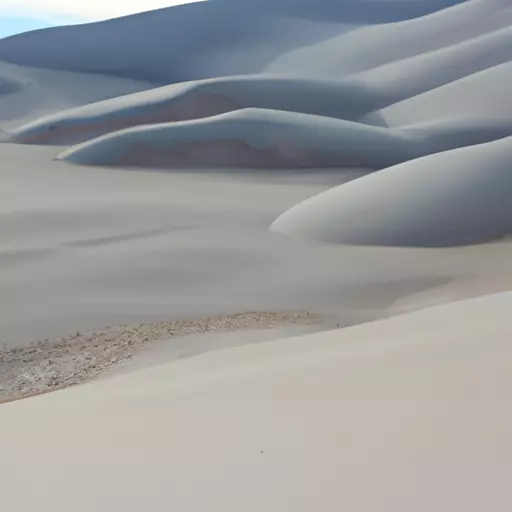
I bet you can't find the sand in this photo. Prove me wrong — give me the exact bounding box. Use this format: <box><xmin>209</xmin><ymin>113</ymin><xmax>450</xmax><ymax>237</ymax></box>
<box><xmin>1</xmin><ymin>293</ymin><xmax>511</xmax><ymax>512</ymax></box>
<box><xmin>0</xmin><ymin>1</ymin><xmax>511</xmax><ymax>510</ymax></box>
<box><xmin>0</xmin><ymin>311</ymin><xmax>322</xmax><ymax>402</ymax></box>
<box><xmin>271</xmin><ymin>136</ymin><xmax>512</xmax><ymax>246</ymax></box>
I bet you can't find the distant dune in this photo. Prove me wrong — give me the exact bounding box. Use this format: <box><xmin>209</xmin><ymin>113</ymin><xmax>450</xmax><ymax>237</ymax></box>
<box><xmin>373</xmin><ymin>61</ymin><xmax>512</xmax><ymax>127</ymax></box>
<box><xmin>0</xmin><ymin>1</ymin><xmax>466</xmax><ymax>84</ymax></box>
<box><xmin>0</xmin><ymin>3</ymin><xmax>347</xmax><ymax>83</ymax></box>
<box><xmin>216</xmin><ymin>0</ymin><xmax>468</xmax><ymax>23</ymax></box>
<box><xmin>267</xmin><ymin>0</ymin><xmax>512</xmax><ymax>76</ymax></box>
<box><xmin>355</xmin><ymin>23</ymin><xmax>512</xmax><ymax>108</ymax></box>
<box><xmin>0</xmin><ymin>60</ymin><xmax>154</xmax><ymax>130</ymax></box>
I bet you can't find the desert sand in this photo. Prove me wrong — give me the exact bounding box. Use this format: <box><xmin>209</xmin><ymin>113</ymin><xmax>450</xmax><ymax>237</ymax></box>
<box><xmin>0</xmin><ymin>0</ymin><xmax>511</xmax><ymax>510</ymax></box>
<box><xmin>0</xmin><ymin>311</ymin><xmax>323</xmax><ymax>402</ymax></box>
<box><xmin>1</xmin><ymin>293</ymin><xmax>512</xmax><ymax>512</ymax></box>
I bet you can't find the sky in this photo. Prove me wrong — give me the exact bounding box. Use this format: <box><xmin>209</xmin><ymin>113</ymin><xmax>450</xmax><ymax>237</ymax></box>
<box><xmin>0</xmin><ymin>0</ymin><xmax>200</xmax><ymax>37</ymax></box>
<box><xmin>0</xmin><ymin>16</ymin><xmax>55</xmax><ymax>38</ymax></box>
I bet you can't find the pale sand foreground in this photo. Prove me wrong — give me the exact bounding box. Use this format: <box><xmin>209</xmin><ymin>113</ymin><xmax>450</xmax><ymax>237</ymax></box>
<box><xmin>0</xmin><ymin>311</ymin><xmax>322</xmax><ymax>403</ymax></box>
<box><xmin>1</xmin><ymin>293</ymin><xmax>511</xmax><ymax>511</ymax></box>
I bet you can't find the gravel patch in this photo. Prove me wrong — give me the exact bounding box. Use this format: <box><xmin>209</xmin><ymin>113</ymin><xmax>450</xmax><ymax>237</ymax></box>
<box><xmin>0</xmin><ymin>311</ymin><xmax>322</xmax><ymax>403</ymax></box>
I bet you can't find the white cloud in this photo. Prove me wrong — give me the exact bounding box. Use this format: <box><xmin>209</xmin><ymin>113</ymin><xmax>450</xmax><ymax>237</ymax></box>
<box><xmin>0</xmin><ymin>0</ymin><xmax>202</xmax><ymax>21</ymax></box>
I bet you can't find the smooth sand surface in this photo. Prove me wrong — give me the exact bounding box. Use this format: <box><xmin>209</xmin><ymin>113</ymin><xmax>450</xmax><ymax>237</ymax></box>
<box><xmin>271</xmin><ymin>136</ymin><xmax>512</xmax><ymax>247</ymax></box>
<box><xmin>2</xmin><ymin>140</ymin><xmax>511</xmax><ymax>407</ymax></box>
<box><xmin>268</xmin><ymin>0</ymin><xmax>512</xmax><ymax>76</ymax></box>
<box><xmin>0</xmin><ymin>60</ymin><xmax>153</xmax><ymax>131</ymax></box>
<box><xmin>1</xmin><ymin>293</ymin><xmax>511</xmax><ymax>511</ymax></box>
<box><xmin>2</xmin><ymin>142</ymin><xmax>511</xmax><ymax>350</ymax></box>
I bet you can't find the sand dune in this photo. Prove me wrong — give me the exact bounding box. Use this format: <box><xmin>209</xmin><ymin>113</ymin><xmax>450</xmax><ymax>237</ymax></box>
<box><xmin>12</xmin><ymin>47</ymin><xmax>512</xmax><ymax>146</ymax></box>
<box><xmin>12</xmin><ymin>75</ymin><xmax>382</xmax><ymax>145</ymax></box>
<box><xmin>216</xmin><ymin>0</ymin><xmax>467</xmax><ymax>23</ymax></box>
<box><xmin>373</xmin><ymin>60</ymin><xmax>512</xmax><ymax>127</ymax></box>
<box><xmin>1</xmin><ymin>293</ymin><xmax>511</xmax><ymax>511</ymax></box>
<box><xmin>56</xmin><ymin>108</ymin><xmax>419</xmax><ymax>169</ymax></box>
<box><xmin>0</xmin><ymin>60</ymin><xmax>153</xmax><ymax>130</ymax></box>
<box><xmin>0</xmin><ymin>2</ymin><xmax>347</xmax><ymax>84</ymax></box>
<box><xmin>401</xmin><ymin>117</ymin><xmax>512</xmax><ymax>154</ymax></box>
<box><xmin>56</xmin><ymin>105</ymin><xmax>512</xmax><ymax>171</ymax></box>
<box><xmin>356</xmin><ymin>23</ymin><xmax>512</xmax><ymax>110</ymax></box>
<box><xmin>271</xmin><ymin>136</ymin><xmax>512</xmax><ymax>247</ymax></box>
<box><xmin>0</xmin><ymin>1</ymin><xmax>465</xmax><ymax>86</ymax></box>
<box><xmin>267</xmin><ymin>0</ymin><xmax>512</xmax><ymax>76</ymax></box>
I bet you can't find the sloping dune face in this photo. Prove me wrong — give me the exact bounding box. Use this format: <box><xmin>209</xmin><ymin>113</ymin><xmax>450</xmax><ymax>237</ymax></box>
<box><xmin>0</xmin><ymin>3</ymin><xmax>348</xmax><ymax>84</ymax></box>
<box><xmin>57</xmin><ymin>109</ymin><xmax>418</xmax><ymax>170</ymax></box>
<box><xmin>12</xmin><ymin>76</ymin><xmax>381</xmax><ymax>146</ymax></box>
<box><xmin>267</xmin><ymin>0</ymin><xmax>512</xmax><ymax>77</ymax></box>
<box><xmin>0</xmin><ymin>61</ymin><xmax>154</xmax><ymax>131</ymax></box>
<box><xmin>271</xmin><ymin>137</ymin><xmax>512</xmax><ymax>247</ymax></box>
<box><xmin>216</xmin><ymin>0</ymin><xmax>468</xmax><ymax>23</ymax></box>
<box><xmin>116</xmin><ymin>139</ymin><xmax>329</xmax><ymax>169</ymax></box>
<box><xmin>1</xmin><ymin>293</ymin><xmax>512</xmax><ymax>511</ymax></box>
<box><xmin>13</xmin><ymin>90</ymin><xmax>241</xmax><ymax>145</ymax></box>
<box><xmin>374</xmin><ymin>61</ymin><xmax>512</xmax><ymax>128</ymax></box>
<box><xmin>55</xmin><ymin>102</ymin><xmax>511</xmax><ymax>173</ymax></box>
<box><xmin>0</xmin><ymin>0</ymin><xmax>464</xmax><ymax>83</ymax></box>
<box><xmin>0</xmin><ymin>74</ymin><xmax>23</xmax><ymax>95</ymax></box>
<box><xmin>354</xmin><ymin>22</ymin><xmax>512</xmax><ymax>107</ymax></box>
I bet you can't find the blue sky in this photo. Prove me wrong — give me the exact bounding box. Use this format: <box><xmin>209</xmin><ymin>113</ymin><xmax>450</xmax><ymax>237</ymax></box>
<box><xmin>0</xmin><ymin>16</ymin><xmax>71</xmax><ymax>38</ymax></box>
<box><xmin>0</xmin><ymin>1</ymin><xmax>199</xmax><ymax>38</ymax></box>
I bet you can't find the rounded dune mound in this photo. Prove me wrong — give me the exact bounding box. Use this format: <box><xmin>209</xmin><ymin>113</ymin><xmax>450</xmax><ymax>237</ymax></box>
<box><xmin>54</xmin><ymin>106</ymin><xmax>512</xmax><ymax>172</ymax></box>
<box><xmin>270</xmin><ymin>136</ymin><xmax>512</xmax><ymax>247</ymax></box>
<box><xmin>56</xmin><ymin>108</ymin><xmax>419</xmax><ymax>170</ymax></box>
<box><xmin>13</xmin><ymin>75</ymin><xmax>380</xmax><ymax>146</ymax></box>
